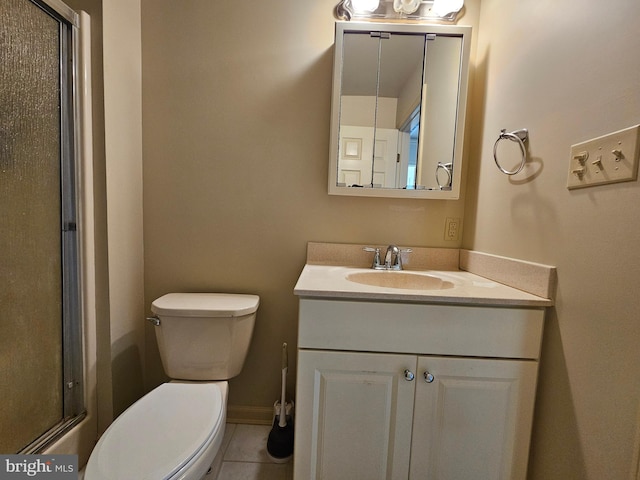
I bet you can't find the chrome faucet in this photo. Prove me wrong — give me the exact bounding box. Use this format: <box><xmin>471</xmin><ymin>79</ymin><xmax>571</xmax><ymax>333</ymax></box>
<box><xmin>363</xmin><ymin>245</ymin><xmax>412</xmax><ymax>270</ymax></box>
<box><xmin>384</xmin><ymin>245</ymin><xmax>401</xmax><ymax>270</ymax></box>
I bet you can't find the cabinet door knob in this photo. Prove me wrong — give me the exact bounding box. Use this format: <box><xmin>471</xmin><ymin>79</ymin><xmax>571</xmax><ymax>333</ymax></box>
<box><xmin>404</xmin><ymin>369</ymin><xmax>415</xmax><ymax>381</ymax></box>
<box><xmin>423</xmin><ymin>371</ymin><xmax>435</xmax><ymax>383</ymax></box>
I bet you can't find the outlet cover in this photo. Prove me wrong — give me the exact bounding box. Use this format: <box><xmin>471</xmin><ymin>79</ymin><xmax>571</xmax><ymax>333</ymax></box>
<box><xmin>567</xmin><ymin>124</ymin><xmax>640</xmax><ymax>189</ymax></box>
<box><xmin>444</xmin><ymin>217</ymin><xmax>460</xmax><ymax>241</ymax></box>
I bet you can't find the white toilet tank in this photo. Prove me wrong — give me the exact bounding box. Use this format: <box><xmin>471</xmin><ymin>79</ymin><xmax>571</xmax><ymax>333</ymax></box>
<box><xmin>150</xmin><ymin>293</ymin><xmax>259</xmax><ymax>380</ymax></box>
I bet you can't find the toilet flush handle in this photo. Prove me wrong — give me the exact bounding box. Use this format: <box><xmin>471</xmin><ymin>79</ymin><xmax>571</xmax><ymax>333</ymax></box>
<box><xmin>146</xmin><ymin>315</ymin><xmax>161</xmax><ymax>326</ymax></box>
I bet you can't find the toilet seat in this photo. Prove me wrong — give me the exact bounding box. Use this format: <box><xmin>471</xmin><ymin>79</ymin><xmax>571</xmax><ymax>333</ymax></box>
<box><xmin>85</xmin><ymin>381</ymin><xmax>226</xmax><ymax>480</ymax></box>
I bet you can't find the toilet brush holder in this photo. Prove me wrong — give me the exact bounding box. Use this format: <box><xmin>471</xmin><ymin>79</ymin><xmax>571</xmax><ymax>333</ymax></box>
<box><xmin>267</xmin><ymin>343</ymin><xmax>295</xmax><ymax>462</ymax></box>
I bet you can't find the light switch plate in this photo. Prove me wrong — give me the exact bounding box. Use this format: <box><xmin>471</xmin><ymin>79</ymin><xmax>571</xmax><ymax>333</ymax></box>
<box><xmin>567</xmin><ymin>124</ymin><xmax>640</xmax><ymax>190</ymax></box>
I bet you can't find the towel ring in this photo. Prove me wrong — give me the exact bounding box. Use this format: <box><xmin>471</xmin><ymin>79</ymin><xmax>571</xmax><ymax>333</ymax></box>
<box><xmin>436</xmin><ymin>162</ymin><xmax>453</xmax><ymax>190</ymax></box>
<box><xmin>493</xmin><ymin>128</ymin><xmax>528</xmax><ymax>175</ymax></box>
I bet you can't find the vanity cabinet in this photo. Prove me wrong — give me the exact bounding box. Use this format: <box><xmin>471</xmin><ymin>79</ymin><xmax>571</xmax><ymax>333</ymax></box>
<box><xmin>294</xmin><ymin>298</ymin><xmax>545</xmax><ymax>480</ymax></box>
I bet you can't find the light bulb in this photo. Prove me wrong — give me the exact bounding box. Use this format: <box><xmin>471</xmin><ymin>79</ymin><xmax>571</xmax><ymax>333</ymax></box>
<box><xmin>351</xmin><ymin>0</ymin><xmax>380</xmax><ymax>12</ymax></box>
<box><xmin>432</xmin><ymin>0</ymin><xmax>464</xmax><ymax>17</ymax></box>
<box><xmin>393</xmin><ymin>0</ymin><xmax>421</xmax><ymax>14</ymax></box>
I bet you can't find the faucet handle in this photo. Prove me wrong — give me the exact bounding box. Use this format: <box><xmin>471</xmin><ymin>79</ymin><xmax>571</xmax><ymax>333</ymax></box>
<box><xmin>363</xmin><ymin>247</ymin><xmax>383</xmax><ymax>269</ymax></box>
<box><xmin>396</xmin><ymin>248</ymin><xmax>412</xmax><ymax>270</ymax></box>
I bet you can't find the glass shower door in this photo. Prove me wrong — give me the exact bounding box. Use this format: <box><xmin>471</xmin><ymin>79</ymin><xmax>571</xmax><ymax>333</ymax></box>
<box><xmin>0</xmin><ymin>0</ymin><xmax>82</xmax><ymax>453</ymax></box>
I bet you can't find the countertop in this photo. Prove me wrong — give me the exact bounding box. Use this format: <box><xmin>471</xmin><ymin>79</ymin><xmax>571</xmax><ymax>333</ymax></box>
<box><xmin>294</xmin><ymin>264</ymin><xmax>553</xmax><ymax>307</ymax></box>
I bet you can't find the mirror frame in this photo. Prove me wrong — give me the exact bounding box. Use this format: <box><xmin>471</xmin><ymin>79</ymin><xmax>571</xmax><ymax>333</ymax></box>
<box><xmin>328</xmin><ymin>21</ymin><xmax>472</xmax><ymax>199</ymax></box>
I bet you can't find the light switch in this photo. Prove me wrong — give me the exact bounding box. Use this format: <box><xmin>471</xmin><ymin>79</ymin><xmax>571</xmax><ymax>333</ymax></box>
<box><xmin>567</xmin><ymin>124</ymin><xmax>640</xmax><ymax>189</ymax></box>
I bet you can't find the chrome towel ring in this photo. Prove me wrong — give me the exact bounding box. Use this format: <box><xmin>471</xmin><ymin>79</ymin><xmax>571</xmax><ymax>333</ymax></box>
<box><xmin>436</xmin><ymin>162</ymin><xmax>453</xmax><ymax>190</ymax></box>
<box><xmin>493</xmin><ymin>128</ymin><xmax>529</xmax><ymax>175</ymax></box>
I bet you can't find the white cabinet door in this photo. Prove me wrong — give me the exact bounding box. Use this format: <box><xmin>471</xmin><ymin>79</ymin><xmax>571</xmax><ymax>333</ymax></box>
<box><xmin>295</xmin><ymin>350</ymin><xmax>417</xmax><ymax>480</ymax></box>
<box><xmin>409</xmin><ymin>356</ymin><xmax>539</xmax><ymax>480</ymax></box>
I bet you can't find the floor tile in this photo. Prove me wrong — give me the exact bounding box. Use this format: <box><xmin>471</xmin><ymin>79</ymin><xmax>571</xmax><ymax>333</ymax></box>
<box><xmin>223</xmin><ymin>424</ymin><xmax>273</xmax><ymax>463</ymax></box>
<box><xmin>210</xmin><ymin>423</ymin><xmax>237</xmax><ymax>478</ymax></box>
<box><xmin>216</xmin><ymin>461</ymin><xmax>289</xmax><ymax>480</ymax></box>
<box><xmin>220</xmin><ymin>423</ymin><xmax>237</xmax><ymax>455</ymax></box>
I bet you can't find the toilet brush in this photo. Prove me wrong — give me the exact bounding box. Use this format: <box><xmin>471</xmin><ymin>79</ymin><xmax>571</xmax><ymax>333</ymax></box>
<box><xmin>267</xmin><ymin>343</ymin><xmax>294</xmax><ymax>462</ymax></box>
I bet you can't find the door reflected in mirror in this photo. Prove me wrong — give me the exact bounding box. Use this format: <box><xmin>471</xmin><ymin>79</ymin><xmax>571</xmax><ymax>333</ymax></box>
<box><xmin>329</xmin><ymin>22</ymin><xmax>471</xmax><ymax>199</ymax></box>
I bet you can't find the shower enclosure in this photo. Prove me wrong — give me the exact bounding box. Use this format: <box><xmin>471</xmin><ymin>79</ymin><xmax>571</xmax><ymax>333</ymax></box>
<box><xmin>0</xmin><ymin>0</ymin><xmax>84</xmax><ymax>453</ymax></box>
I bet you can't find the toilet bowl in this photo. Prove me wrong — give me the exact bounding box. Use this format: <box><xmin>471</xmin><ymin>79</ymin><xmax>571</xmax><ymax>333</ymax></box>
<box><xmin>85</xmin><ymin>293</ymin><xmax>259</xmax><ymax>480</ymax></box>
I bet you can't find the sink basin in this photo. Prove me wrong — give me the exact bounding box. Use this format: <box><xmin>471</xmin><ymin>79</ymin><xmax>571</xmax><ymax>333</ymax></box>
<box><xmin>346</xmin><ymin>271</ymin><xmax>455</xmax><ymax>291</ymax></box>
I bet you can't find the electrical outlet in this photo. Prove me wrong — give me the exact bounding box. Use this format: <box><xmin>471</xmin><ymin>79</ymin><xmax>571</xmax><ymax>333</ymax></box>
<box><xmin>567</xmin><ymin>124</ymin><xmax>640</xmax><ymax>189</ymax></box>
<box><xmin>444</xmin><ymin>217</ymin><xmax>460</xmax><ymax>241</ymax></box>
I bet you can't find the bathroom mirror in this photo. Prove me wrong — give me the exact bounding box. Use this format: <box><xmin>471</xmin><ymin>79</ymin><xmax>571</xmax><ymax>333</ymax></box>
<box><xmin>328</xmin><ymin>22</ymin><xmax>471</xmax><ymax>199</ymax></box>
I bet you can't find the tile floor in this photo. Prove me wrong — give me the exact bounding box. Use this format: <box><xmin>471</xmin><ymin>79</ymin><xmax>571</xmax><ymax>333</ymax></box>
<box><xmin>212</xmin><ymin>423</ymin><xmax>293</xmax><ymax>480</ymax></box>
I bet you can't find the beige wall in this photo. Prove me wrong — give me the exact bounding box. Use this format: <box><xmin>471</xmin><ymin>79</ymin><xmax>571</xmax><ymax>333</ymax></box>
<box><xmin>139</xmin><ymin>0</ymin><xmax>640</xmax><ymax>478</ymax></box>
<box><xmin>141</xmin><ymin>0</ymin><xmax>477</xmax><ymax>408</ymax></box>
<box><xmin>465</xmin><ymin>0</ymin><xmax>640</xmax><ymax>479</ymax></box>
<box><xmin>102</xmin><ymin>0</ymin><xmax>145</xmax><ymax>419</ymax></box>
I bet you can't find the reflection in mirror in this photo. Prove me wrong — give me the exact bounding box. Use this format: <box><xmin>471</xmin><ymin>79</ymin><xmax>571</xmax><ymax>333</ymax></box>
<box><xmin>339</xmin><ymin>32</ymin><xmax>425</xmax><ymax>189</ymax></box>
<box><xmin>329</xmin><ymin>22</ymin><xmax>471</xmax><ymax>199</ymax></box>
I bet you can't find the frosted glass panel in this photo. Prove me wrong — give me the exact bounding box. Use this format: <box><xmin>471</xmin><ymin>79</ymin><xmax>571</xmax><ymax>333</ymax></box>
<box><xmin>0</xmin><ymin>0</ymin><xmax>64</xmax><ymax>452</ymax></box>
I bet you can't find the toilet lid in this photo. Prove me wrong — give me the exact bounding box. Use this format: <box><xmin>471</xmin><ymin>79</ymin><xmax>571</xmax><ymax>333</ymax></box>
<box><xmin>151</xmin><ymin>293</ymin><xmax>260</xmax><ymax>317</ymax></box>
<box><xmin>86</xmin><ymin>382</ymin><xmax>224</xmax><ymax>480</ymax></box>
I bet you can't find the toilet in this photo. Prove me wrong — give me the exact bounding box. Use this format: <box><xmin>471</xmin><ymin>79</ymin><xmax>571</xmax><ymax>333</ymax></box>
<box><xmin>85</xmin><ymin>293</ymin><xmax>259</xmax><ymax>480</ymax></box>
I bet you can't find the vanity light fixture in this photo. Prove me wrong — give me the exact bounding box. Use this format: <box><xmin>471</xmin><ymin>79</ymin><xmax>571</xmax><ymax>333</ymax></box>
<box><xmin>335</xmin><ymin>0</ymin><xmax>464</xmax><ymax>21</ymax></box>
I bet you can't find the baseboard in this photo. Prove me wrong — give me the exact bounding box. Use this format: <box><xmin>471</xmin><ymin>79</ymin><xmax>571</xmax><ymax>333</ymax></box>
<box><xmin>227</xmin><ymin>405</ymin><xmax>273</xmax><ymax>426</ymax></box>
